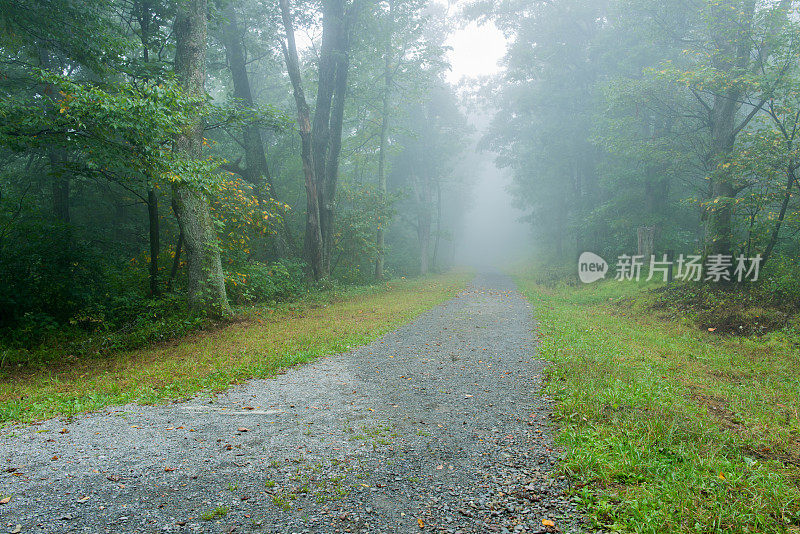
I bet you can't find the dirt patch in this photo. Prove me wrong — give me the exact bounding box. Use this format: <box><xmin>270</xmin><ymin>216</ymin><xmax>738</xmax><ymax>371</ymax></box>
<box><xmin>693</xmin><ymin>393</ymin><xmax>747</xmax><ymax>433</ymax></box>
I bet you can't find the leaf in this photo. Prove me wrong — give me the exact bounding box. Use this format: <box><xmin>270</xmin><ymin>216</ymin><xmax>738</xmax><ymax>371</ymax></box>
<box><xmin>417</xmin><ymin>518</ymin><xmax>425</xmax><ymax>529</ymax></box>
<box><xmin>543</xmin><ymin>519</ymin><xmax>556</xmax><ymax>527</ymax></box>
<box><xmin>0</xmin><ymin>496</ymin><xmax>10</xmax><ymax>504</ymax></box>
<box><xmin>237</xmin><ymin>427</ymin><xmax>249</xmax><ymax>433</ymax></box>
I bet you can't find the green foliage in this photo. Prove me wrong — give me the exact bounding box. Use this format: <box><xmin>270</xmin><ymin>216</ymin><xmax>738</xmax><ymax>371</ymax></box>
<box><xmin>331</xmin><ymin>182</ymin><xmax>395</xmax><ymax>284</ymax></box>
<box><xmin>225</xmin><ymin>260</ymin><xmax>308</xmax><ymax>305</ymax></box>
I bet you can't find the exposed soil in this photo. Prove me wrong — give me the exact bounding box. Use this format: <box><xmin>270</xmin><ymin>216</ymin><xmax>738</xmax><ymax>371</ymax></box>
<box><xmin>0</xmin><ymin>273</ymin><xmax>585</xmax><ymax>534</ymax></box>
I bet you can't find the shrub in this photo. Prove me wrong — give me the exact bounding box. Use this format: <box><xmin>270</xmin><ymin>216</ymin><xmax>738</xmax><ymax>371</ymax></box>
<box><xmin>225</xmin><ymin>260</ymin><xmax>307</xmax><ymax>305</ymax></box>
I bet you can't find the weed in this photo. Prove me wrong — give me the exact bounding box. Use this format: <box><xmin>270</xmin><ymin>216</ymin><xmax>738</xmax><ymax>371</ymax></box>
<box><xmin>201</xmin><ymin>506</ymin><xmax>229</xmax><ymax>521</ymax></box>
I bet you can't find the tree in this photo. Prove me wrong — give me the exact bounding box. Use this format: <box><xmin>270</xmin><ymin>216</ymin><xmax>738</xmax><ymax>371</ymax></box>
<box><xmin>279</xmin><ymin>0</ymin><xmax>359</xmax><ymax>280</ymax></box>
<box><xmin>172</xmin><ymin>0</ymin><xmax>231</xmax><ymax>315</ymax></box>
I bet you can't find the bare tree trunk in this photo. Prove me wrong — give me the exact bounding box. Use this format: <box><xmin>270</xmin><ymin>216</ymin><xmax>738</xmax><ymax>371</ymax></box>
<box><xmin>279</xmin><ymin>0</ymin><xmax>324</xmax><ymax>279</ymax></box>
<box><xmin>172</xmin><ymin>0</ymin><xmax>231</xmax><ymax>316</ymax></box>
<box><xmin>168</xmin><ymin>230</ymin><xmax>183</xmax><ymax>292</ymax></box>
<box><xmin>221</xmin><ymin>4</ymin><xmax>269</xmax><ymax>188</ymax></box>
<box><xmin>280</xmin><ymin>0</ymin><xmax>355</xmax><ymax>280</ymax></box>
<box><xmin>321</xmin><ymin>13</ymin><xmax>351</xmax><ymax>275</ymax></box>
<box><xmin>637</xmin><ymin>226</ymin><xmax>655</xmax><ymax>258</ymax></box>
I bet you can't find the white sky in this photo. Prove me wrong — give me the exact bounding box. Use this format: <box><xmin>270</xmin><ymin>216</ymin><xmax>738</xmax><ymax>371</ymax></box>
<box><xmin>444</xmin><ymin>19</ymin><xmax>507</xmax><ymax>83</ymax></box>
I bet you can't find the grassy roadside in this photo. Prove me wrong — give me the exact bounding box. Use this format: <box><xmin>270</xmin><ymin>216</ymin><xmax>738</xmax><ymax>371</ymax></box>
<box><xmin>515</xmin><ymin>274</ymin><xmax>800</xmax><ymax>533</ymax></box>
<box><xmin>0</xmin><ymin>273</ymin><xmax>469</xmax><ymax>426</ymax></box>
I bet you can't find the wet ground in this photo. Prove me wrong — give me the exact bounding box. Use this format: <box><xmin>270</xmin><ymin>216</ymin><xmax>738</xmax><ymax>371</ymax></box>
<box><xmin>1</xmin><ymin>273</ymin><xmax>584</xmax><ymax>533</ymax></box>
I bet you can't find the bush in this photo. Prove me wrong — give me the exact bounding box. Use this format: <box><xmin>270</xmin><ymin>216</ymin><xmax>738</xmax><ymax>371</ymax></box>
<box><xmin>225</xmin><ymin>260</ymin><xmax>308</xmax><ymax>305</ymax></box>
<box><xmin>760</xmin><ymin>256</ymin><xmax>800</xmax><ymax>304</ymax></box>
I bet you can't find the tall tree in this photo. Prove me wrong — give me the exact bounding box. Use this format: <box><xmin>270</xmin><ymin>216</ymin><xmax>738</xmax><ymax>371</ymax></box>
<box><xmin>172</xmin><ymin>0</ymin><xmax>231</xmax><ymax>315</ymax></box>
<box><xmin>279</xmin><ymin>0</ymin><xmax>358</xmax><ymax>279</ymax></box>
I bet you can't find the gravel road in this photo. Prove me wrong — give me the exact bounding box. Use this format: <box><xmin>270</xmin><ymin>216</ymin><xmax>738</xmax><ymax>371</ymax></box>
<box><xmin>1</xmin><ymin>273</ymin><xmax>585</xmax><ymax>534</ymax></box>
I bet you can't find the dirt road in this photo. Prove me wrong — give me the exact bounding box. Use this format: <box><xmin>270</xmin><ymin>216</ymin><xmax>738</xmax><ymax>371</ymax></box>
<box><xmin>1</xmin><ymin>273</ymin><xmax>583</xmax><ymax>533</ymax></box>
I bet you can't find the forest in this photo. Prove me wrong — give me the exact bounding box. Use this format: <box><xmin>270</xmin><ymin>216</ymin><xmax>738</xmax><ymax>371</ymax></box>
<box><xmin>4</xmin><ymin>0</ymin><xmax>800</xmax><ymax>353</ymax></box>
<box><xmin>2</xmin><ymin>1</ymin><xmax>800</xmax><ymax>532</ymax></box>
<box><xmin>0</xmin><ymin>0</ymin><xmax>471</xmax><ymax>357</ymax></box>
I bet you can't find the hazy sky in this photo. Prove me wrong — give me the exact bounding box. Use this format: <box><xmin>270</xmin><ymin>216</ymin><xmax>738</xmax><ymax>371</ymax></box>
<box><xmin>444</xmin><ymin>19</ymin><xmax>507</xmax><ymax>83</ymax></box>
<box><xmin>437</xmin><ymin>4</ymin><xmax>530</xmax><ymax>269</ymax></box>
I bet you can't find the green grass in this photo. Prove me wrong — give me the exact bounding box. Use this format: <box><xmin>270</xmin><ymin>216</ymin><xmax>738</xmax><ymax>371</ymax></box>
<box><xmin>0</xmin><ymin>273</ymin><xmax>469</xmax><ymax>425</ymax></box>
<box><xmin>201</xmin><ymin>506</ymin><xmax>229</xmax><ymax>521</ymax></box>
<box><xmin>515</xmin><ymin>274</ymin><xmax>800</xmax><ymax>533</ymax></box>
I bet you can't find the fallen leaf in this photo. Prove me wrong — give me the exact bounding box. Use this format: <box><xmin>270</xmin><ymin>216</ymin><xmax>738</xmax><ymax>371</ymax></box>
<box><xmin>51</xmin><ymin>455</ymin><xmax>59</xmax><ymax>461</ymax></box>
<box><xmin>164</xmin><ymin>467</ymin><xmax>175</xmax><ymax>472</ymax></box>
<box><xmin>464</xmin><ymin>394</ymin><xmax>473</xmax><ymax>398</ymax></box>
<box><xmin>543</xmin><ymin>519</ymin><xmax>556</xmax><ymax>528</ymax></box>
<box><xmin>237</xmin><ymin>427</ymin><xmax>249</xmax><ymax>433</ymax></box>
<box><xmin>11</xmin><ymin>525</ymin><xmax>21</xmax><ymax>534</ymax></box>
<box><xmin>0</xmin><ymin>496</ymin><xmax>11</xmax><ymax>504</ymax></box>
<box><xmin>708</xmin><ymin>327</ymin><xmax>716</xmax><ymax>332</ymax></box>
<box><xmin>106</xmin><ymin>475</ymin><xmax>120</xmax><ymax>482</ymax></box>
<box><xmin>417</xmin><ymin>518</ymin><xmax>425</xmax><ymax>529</ymax></box>
<box><xmin>718</xmin><ymin>472</ymin><xmax>725</xmax><ymax>480</ymax></box>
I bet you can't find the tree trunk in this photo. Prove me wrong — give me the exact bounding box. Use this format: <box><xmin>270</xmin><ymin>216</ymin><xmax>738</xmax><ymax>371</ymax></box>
<box><xmin>168</xmin><ymin>229</ymin><xmax>184</xmax><ymax>292</ymax></box>
<box><xmin>147</xmin><ymin>188</ymin><xmax>160</xmax><ymax>296</ymax></box>
<box><xmin>705</xmin><ymin>0</ymin><xmax>756</xmax><ymax>258</ymax></box>
<box><xmin>280</xmin><ymin>0</ymin><xmax>354</xmax><ymax>280</ymax></box>
<box><xmin>637</xmin><ymin>226</ymin><xmax>655</xmax><ymax>258</ymax></box>
<box><xmin>432</xmin><ymin>179</ymin><xmax>442</xmax><ymax>271</ymax></box>
<box><xmin>221</xmin><ymin>4</ymin><xmax>270</xmax><ymax>189</ymax></box>
<box><xmin>761</xmin><ymin>167</ymin><xmax>795</xmax><ymax>267</ymax></box>
<box><xmin>413</xmin><ymin>168</ymin><xmax>432</xmax><ymax>275</ymax></box>
<box><xmin>279</xmin><ymin>0</ymin><xmax>324</xmax><ymax>279</ymax></box>
<box><xmin>375</xmin><ymin>0</ymin><xmax>392</xmax><ymax>281</ymax></box>
<box><xmin>321</xmin><ymin>13</ymin><xmax>350</xmax><ymax>275</ymax></box>
<box><xmin>222</xmin><ymin>3</ymin><xmax>298</xmax><ymax>256</ymax></box>
<box><xmin>314</xmin><ymin>0</ymin><xmax>351</xmax><ymax>277</ymax></box>
<box><xmin>172</xmin><ymin>0</ymin><xmax>231</xmax><ymax>316</ymax></box>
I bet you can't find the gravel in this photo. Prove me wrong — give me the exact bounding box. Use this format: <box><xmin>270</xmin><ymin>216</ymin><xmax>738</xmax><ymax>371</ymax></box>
<box><xmin>0</xmin><ymin>272</ymin><xmax>588</xmax><ymax>533</ymax></box>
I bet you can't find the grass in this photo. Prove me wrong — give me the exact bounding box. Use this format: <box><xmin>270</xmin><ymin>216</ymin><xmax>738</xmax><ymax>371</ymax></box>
<box><xmin>201</xmin><ymin>506</ymin><xmax>229</xmax><ymax>521</ymax></box>
<box><xmin>515</xmin><ymin>273</ymin><xmax>800</xmax><ymax>533</ymax></box>
<box><xmin>0</xmin><ymin>273</ymin><xmax>469</xmax><ymax>425</ymax></box>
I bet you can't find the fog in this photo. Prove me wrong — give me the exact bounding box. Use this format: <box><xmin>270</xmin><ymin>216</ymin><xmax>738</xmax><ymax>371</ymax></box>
<box><xmin>454</xmin><ymin>142</ymin><xmax>531</xmax><ymax>271</ymax></box>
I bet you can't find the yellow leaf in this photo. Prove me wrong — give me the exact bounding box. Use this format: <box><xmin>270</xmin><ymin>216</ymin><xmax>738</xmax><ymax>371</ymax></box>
<box><xmin>543</xmin><ymin>519</ymin><xmax>556</xmax><ymax>528</ymax></box>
